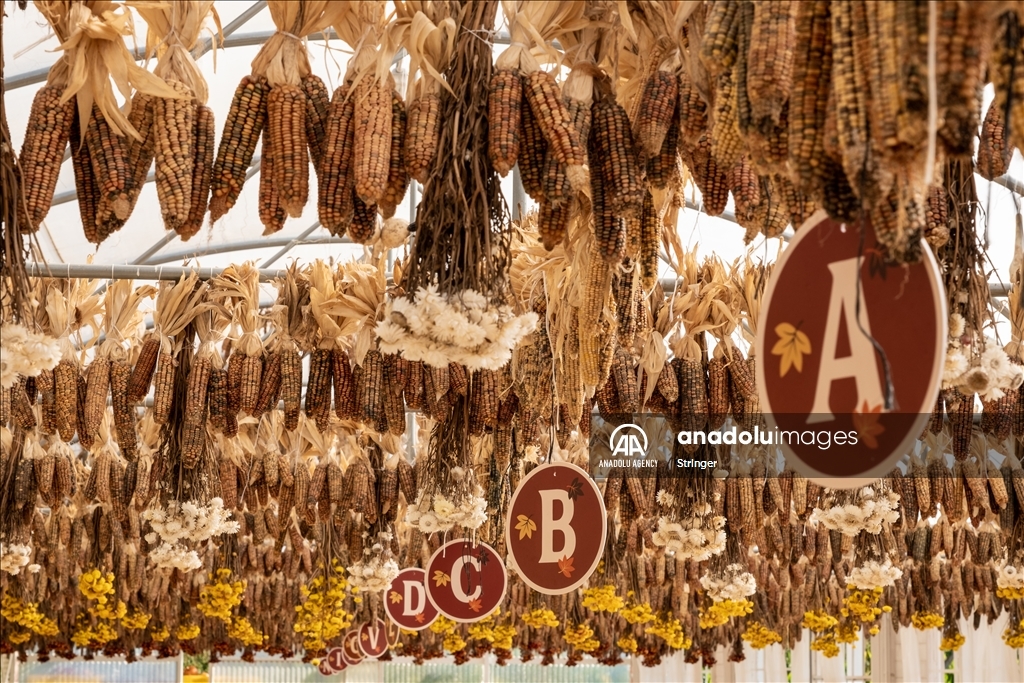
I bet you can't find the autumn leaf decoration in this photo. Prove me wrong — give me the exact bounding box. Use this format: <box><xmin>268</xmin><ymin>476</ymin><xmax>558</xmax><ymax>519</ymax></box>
<box><xmin>389</xmin><ymin>591</ymin><xmax>402</xmax><ymax>604</ymax></box>
<box><xmin>566</xmin><ymin>478</ymin><xmax>584</xmax><ymax>501</ymax></box>
<box><xmin>415</xmin><ymin>613</ymin><xmax>426</xmax><ymax>624</ymax></box>
<box><xmin>558</xmin><ymin>556</ymin><xmax>575</xmax><ymax>578</ymax></box>
<box><xmin>516</xmin><ymin>514</ymin><xmax>537</xmax><ymax>540</ymax></box>
<box><xmin>433</xmin><ymin>570</ymin><xmax>451</xmax><ymax>587</ymax></box>
<box><xmin>852</xmin><ymin>401</ymin><xmax>885</xmax><ymax>449</ymax></box>
<box><xmin>468</xmin><ymin>598</ymin><xmax>483</xmax><ymax>613</ymax></box>
<box><xmin>772</xmin><ymin>322</ymin><xmax>812</xmax><ymax>377</ymax></box>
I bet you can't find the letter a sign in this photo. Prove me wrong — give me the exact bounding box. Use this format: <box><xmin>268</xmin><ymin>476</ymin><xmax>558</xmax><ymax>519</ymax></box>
<box><xmin>756</xmin><ymin>210</ymin><xmax>945</xmax><ymax>487</ymax></box>
<box><xmin>506</xmin><ymin>462</ymin><xmax>606</xmax><ymax>594</ymax></box>
<box><xmin>385</xmin><ymin>568</ymin><xmax>438</xmax><ymax>630</ymax></box>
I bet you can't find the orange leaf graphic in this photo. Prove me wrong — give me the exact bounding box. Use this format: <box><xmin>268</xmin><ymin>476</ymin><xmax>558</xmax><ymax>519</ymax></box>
<box><xmin>389</xmin><ymin>590</ymin><xmax>403</xmax><ymax>604</ymax></box>
<box><xmin>433</xmin><ymin>570</ymin><xmax>450</xmax><ymax>587</ymax></box>
<box><xmin>415</xmin><ymin>613</ymin><xmax>426</xmax><ymax>624</ymax></box>
<box><xmin>516</xmin><ymin>514</ymin><xmax>537</xmax><ymax>540</ymax></box>
<box><xmin>852</xmin><ymin>401</ymin><xmax>885</xmax><ymax>449</ymax></box>
<box><xmin>558</xmin><ymin>555</ymin><xmax>575</xmax><ymax>578</ymax></box>
<box><xmin>468</xmin><ymin>598</ymin><xmax>483</xmax><ymax>613</ymax></box>
<box><xmin>771</xmin><ymin>322</ymin><xmax>812</xmax><ymax>377</ymax></box>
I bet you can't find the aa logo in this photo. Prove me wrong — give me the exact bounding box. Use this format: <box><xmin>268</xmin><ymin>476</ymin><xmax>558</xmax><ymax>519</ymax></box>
<box><xmin>610</xmin><ymin>423</ymin><xmax>648</xmax><ymax>457</ymax></box>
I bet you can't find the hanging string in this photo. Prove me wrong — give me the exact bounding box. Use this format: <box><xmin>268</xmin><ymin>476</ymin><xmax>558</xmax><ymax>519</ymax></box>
<box><xmin>923</xmin><ymin>0</ymin><xmax>938</xmax><ymax>187</ymax></box>
<box><xmin>855</xmin><ymin>206</ymin><xmax>896</xmax><ymax>412</ymax></box>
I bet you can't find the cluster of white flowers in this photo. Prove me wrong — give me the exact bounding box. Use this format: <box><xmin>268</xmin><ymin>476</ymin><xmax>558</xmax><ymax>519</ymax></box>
<box><xmin>1</xmin><ymin>543</ymin><xmax>33</xmax><ymax>575</ymax></box>
<box><xmin>997</xmin><ymin>563</ymin><xmax>1024</xmax><ymax>590</ymax></box>
<box><xmin>0</xmin><ymin>323</ymin><xmax>62</xmax><ymax>389</ymax></box>
<box><xmin>347</xmin><ymin>556</ymin><xmax>400</xmax><ymax>594</ymax></box>
<box><xmin>942</xmin><ymin>314</ymin><xmax>1023</xmax><ymax>400</ymax></box>
<box><xmin>651</xmin><ymin>498</ymin><xmax>727</xmax><ymax>561</ymax></box>
<box><xmin>812</xmin><ymin>487</ymin><xmax>900</xmax><ymax>536</ymax></box>
<box><xmin>700</xmin><ymin>563</ymin><xmax>757</xmax><ymax>602</ymax></box>
<box><xmin>142</xmin><ymin>498</ymin><xmax>239</xmax><ymax>572</ymax></box>
<box><xmin>377</xmin><ymin>285</ymin><xmax>538</xmax><ymax>371</ymax></box>
<box><xmin>404</xmin><ymin>491</ymin><xmax>488</xmax><ymax>533</ymax></box>
<box><xmin>848</xmin><ymin>558</ymin><xmax>903</xmax><ymax>590</ymax></box>
<box><xmin>148</xmin><ymin>543</ymin><xmax>203</xmax><ymax>572</ymax></box>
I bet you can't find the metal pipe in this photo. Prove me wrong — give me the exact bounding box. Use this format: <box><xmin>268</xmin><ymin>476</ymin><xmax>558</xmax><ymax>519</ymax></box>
<box><xmin>26</xmin><ymin>262</ymin><xmax>285</xmax><ymax>282</ymax></box>
<box><xmin>657</xmin><ymin>277</ymin><xmax>1011</xmax><ymax>297</ymax></box>
<box><xmin>7</xmin><ymin>1</ymin><xmax>268</xmax><ymax>90</ymax></box>
<box><xmin>147</xmin><ymin>235</ymin><xmax>352</xmax><ymax>266</ymax></box>
<box><xmin>260</xmin><ymin>221</ymin><xmax>324</xmax><ymax>268</ymax></box>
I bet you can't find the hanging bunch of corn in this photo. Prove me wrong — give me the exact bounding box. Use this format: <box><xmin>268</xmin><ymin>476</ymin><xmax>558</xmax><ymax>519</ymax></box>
<box><xmin>130</xmin><ymin>1</ymin><xmax>218</xmax><ymax>238</ymax></box>
<box><xmin>271</xmin><ymin>265</ymin><xmax>313</xmax><ymax>431</ymax></box>
<box><xmin>209</xmin><ymin>264</ymin><xmax>265</xmax><ymax>420</ymax></box>
<box><xmin>85</xmin><ymin>281</ymin><xmax>155</xmax><ymax>453</ymax></box>
<box><xmin>704</xmin><ymin>260</ymin><xmax>742</xmax><ymax>431</ymax></box>
<box><xmin>394</xmin><ymin>1</ymin><xmax>458</xmax><ymax>185</ymax></box>
<box><xmin>180</xmin><ymin>309</ymin><xmax>224</xmax><ymax>469</ymax></box>
<box><xmin>489</xmin><ymin>1</ymin><xmax>589</xmax><ymax>192</ymax></box>
<box><xmin>148</xmin><ymin>273</ymin><xmax>208</xmax><ymax>427</ymax></box>
<box><xmin>666</xmin><ymin>255</ymin><xmax>712</xmax><ymax>452</ymax></box>
<box><xmin>30</xmin><ymin>1</ymin><xmax>184</xmax><ymax>243</ymax></box>
<box><xmin>730</xmin><ymin>257</ymin><xmax>771</xmax><ymax>430</ymax></box>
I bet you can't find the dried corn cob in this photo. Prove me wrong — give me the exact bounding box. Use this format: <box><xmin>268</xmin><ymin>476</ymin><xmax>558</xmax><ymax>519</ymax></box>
<box><xmin>318</xmin><ymin>85</ymin><xmax>356</xmax><ymax>236</ymax></box>
<box><xmin>69</xmin><ymin>108</ymin><xmax>100</xmax><ymax>242</ymax></box>
<box><xmin>747</xmin><ymin>1</ymin><xmax>796</xmax><ymax>127</ymax></box>
<box><xmin>253</xmin><ymin>351</ymin><xmax>281</xmax><ymax>418</ymax></box>
<box><xmin>210</xmin><ymin>75</ymin><xmax>269</xmax><ymax>222</ymax></box>
<box><xmin>84</xmin><ymin>358</ymin><xmax>111</xmax><ymax>439</ymax></box>
<box><xmin>519</xmin><ymin>89</ymin><xmax>547</xmax><ymax>201</ymax></box>
<box><xmin>280</xmin><ymin>346</ymin><xmax>302</xmax><ymax>430</ymax></box>
<box><xmin>701</xmin><ymin>1</ymin><xmax>742</xmax><ymax>77</ymax></box>
<box><xmin>9</xmin><ymin>381</ymin><xmax>35</xmax><ymax>430</ymax></box>
<box><xmin>729</xmin><ymin>157</ymin><xmax>762</xmax><ymax>239</ymax></box>
<box><xmin>524</xmin><ymin>71</ymin><xmax>586</xmax><ymax>188</ymax></box>
<box><xmin>538</xmin><ymin>200</ymin><xmax>572</xmax><ymax>251</ymax></box>
<box><xmin>330</xmin><ymin>348</ymin><xmax>358</xmax><ymax>421</ymax></box>
<box><xmin>258</xmin><ymin>116</ymin><xmax>285</xmax><ymax>235</ymax></box>
<box><xmin>110</xmin><ymin>360</ymin><xmax>138</xmax><ymax>461</ymax></box>
<box><xmin>154</xmin><ymin>80</ymin><xmax>195</xmax><ymax>232</ymax></box>
<box><xmin>353</xmin><ymin>79</ymin><xmax>392</xmax><ymax>204</ymax></box>
<box><xmin>267</xmin><ymin>84</ymin><xmax>308</xmax><ymax>217</ymax></box>
<box><xmin>591</xmin><ymin>165</ymin><xmax>626</xmax><ymax>264</ymax></box>
<box><xmin>636</xmin><ymin>70</ymin><xmax>680</xmax><ymax>158</ymax></box>
<box><xmin>85</xmin><ymin>105</ymin><xmax>131</xmax><ymax>223</ymax></box>
<box><xmin>36</xmin><ymin>368</ymin><xmax>56</xmax><ymax>434</ymax></box>
<box><xmin>681</xmin><ymin>133</ymin><xmax>729</xmax><ymax>216</ymax></box>
<box><xmin>612</xmin><ymin>347</ymin><xmax>639</xmax><ymax>414</ymax></box>
<box><xmin>302</xmin><ymin>74</ymin><xmax>330</xmax><ymax>169</ymax></box>
<box><xmin>207</xmin><ymin>368</ymin><xmax>228</xmax><ymax>432</ymax></box>
<box><xmin>128</xmin><ymin>336</ymin><xmax>160</xmax><ymax>404</ymax></box>
<box><xmin>405</xmin><ymin>94</ymin><xmax>440</xmax><ymax>184</ymax></box>
<box><xmin>978</xmin><ymin>105</ymin><xmax>1012</xmax><ymax>181</ymax></box>
<box><xmin>788</xmin><ymin>1</ymin><xmax>832</xmax><ymax>197</ymax></box>
<box><xmin>75</xmin><ymin>371</ymin><xmax>91</xmax><ymax>447</ymax></box>
<box><xmin>677</xmin><ymin>64</ymin><xmax>708</xmax><ymax>145</ymax></box>
<box><xmin>121</xmin><ymin>91</ymin><xmax>156</xmax><ymax>215</ymax></box>
<box><xmin>239</xmin><ymin>354</ymin><xmax>263</xmax><ymax>416</ymax></box>
<box><xmin>185</xmin><ymin>356</ymin><xmax>212</xmax><ymax>418</ymax></box>
<box><xmin>54</xmin><ymin>359</ymin><xmax>78</xmax><ymax>442</ymax></box>
<box><xmin>590</xmin><ymin>86</ymin><xmax>644</xmax><ymax>216</ymax></box>
<box><xmin>358</xmin><ymin>350</ymin><xmax>385</xmax><ymax>426</ymax></box>
<box><xmin>488</xmin><ymin>68</ymin><xmax>522</xmax><ymax>176</ymax></box>
<box><xmin>152</xmin><ymin>353</ymin><xmax>175</xmax><ymax>425</ymax></box>
<box><xmin>17</xmin><ymin>84</ymin><xmax>75</xmax><ymax>230</ymax></box>
<box><xmin>645</xmin><ymin>106</ymin><xmax>681</xmax><ymax>191</ymax></box>
<box><xmin>179</xmin><ymin>104</ymin><xmax>214</xmax><ymax>240</ymax></box>
<box><xmin>349</xmin><ymin>194</ymin><xmax>378</xmax><ymax>244</ymax></box>
<box><xmin>708</xmin><ymin>356</ymin><xmax>730</xmax><ymax>429</ymax></box>
<box><xmin>380</xmin><ymin>91</ymin><xmax>409</xmax><ymax>219</ymax></box>
<box><xmin>305</xmin><ymin>349</ymin><xmax>333</xmax><ymax>431</ymax></box>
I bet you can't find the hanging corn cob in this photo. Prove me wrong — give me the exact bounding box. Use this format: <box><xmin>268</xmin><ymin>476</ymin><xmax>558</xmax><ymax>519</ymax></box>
<box><xmin>209</xmin><ymin>75</ymin><xmax>269</xmax><ymax>222</ymax></box>
<box><xmin>150</xmin><ymin>274</ymin><xmax>208</xmax><ymax>425</ymax></box>
<box><xmin>210</xmin><ymin>265</ymin><xmax>265</xmax><ymax>419</ymax></box>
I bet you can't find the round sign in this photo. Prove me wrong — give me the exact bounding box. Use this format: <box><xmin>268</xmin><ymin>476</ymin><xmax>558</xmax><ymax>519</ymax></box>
<box><xmin>425</xmin><ymin>540</ymin><xmax>507</xmax><ymax>623</ymax></box>
<box><xmin>318</xmin><ymin>657</ymin><xmax>337</xmax><ymax>676</ymax></box>
<box><xmin>358</xmin><ymin>619</ymin><xmax>389</xmax><ymax>658</ymax></box>
<box><xmin>506</xmin><ymin>462</ymin><xmax>606</xmax><ymax>594</ymax></box>
<box><xmin>385</xmin><ymin>567</ymin><xmax>438</xmax><ymax>630</ymax></box>
<box><xmin>325</xmin><ymin>647</ymin><xmax>346</xmax><ymax>673</ymax></box>
<box><xmin>341</xmin><ymin>629</ymin><xmax>364</xmax><ymax>666</ymax></box>
<box><xmin>756</xmin><ymin>210</ymin><xmax>946</xmax><ymax>487</ymax></box>
<box><xmin>385</xmin><ymin>618</ymin><xmax>401</xmax><ymax>647</ymax></box>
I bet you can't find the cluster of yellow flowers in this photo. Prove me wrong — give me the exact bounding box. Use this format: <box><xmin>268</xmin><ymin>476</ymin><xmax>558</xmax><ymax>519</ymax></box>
<box><xmin>150</xmin><ymin>625</ymin><xmax>170</xmax><ymax>642</ymax></box>
<box><xmin>71</xmin><ymin>620</ymin><xmax>117</xmax><ymax>648</ymax></box>
<box><xmin>521</xmin><ymin>608</ymin><xmax>559</xmax><ymax>629</ymax></box>
<box><xmin>741</xmin><ymin>621</ymin><xmax>783</xmax><ymax>649</ymax></box>
<box><xmin>911</xmin><ymin>611</ymin><xmax>944</xmax><ymax>630</ymax></box>
<box><xmin>647</xmin><ymin>615</ymin><xmax>691</xmax><ymax>650</ymax></box>
<box><xmin>430</xmin><ymin>615</ymin><xmax>456</xmax><ymax>635</ymax></box>
<box><xmin>996</xmin><ymin>585</ymin><xmax>1024</xmax><ymax>600</ymax></box>
<box><xmin>811</xmin><ymin>632</ymin><xmax>839</xmax><ymax>658</ymax></box>
<box><xmin>563</xmin><ymin>623</ymin><xmax>600</xmax><ymax>652</ymax></box>
<box><xmin>78</xmin><ymin>569</ymin><xmax>115</xmax><ymax>602</ymax></box>
<box><xmin>443</xmin><ymin>631</ymin><xmax>467</xmax><ymax>653</ymax></box>
<box><xmin>227</xmin><ymin>616</ymin><xmax>265</xmax><ymax>647</ymax></box>
<box><xmin>836</xmin><ymin>621</ymin><xmax>861</xmax><ymax>642</ymax></box>
<box><xmin>293</xmin><ymin>561</ymin><xmax>353</xmax><ymax>651</ymax></box>
<box><xmin>198</xmin><ymin>569</ymin><xmax>246</xmax><ymax>623</ymax></box>
<box><xmin>1003</xmin><ymin>619</ymin><xmax>1024</xmax><ymax>649</ymax></box>
<box><xmin>699</xmin><ymin>599</ymin><xmax>753</xmax><ymax>629</ymax></box>
<box><xmin>8</xmin><ymin>631</ymin><xmax>32</xmax><ymax>644</ymax></box>
<box><xmin>617</xmin><ymin>635</ymin><xmax>638</xmax><ymax>653</ymax></box>
<box><xmin>581</xmin><ymin>585</ymin><xmax>624</xmax><ymax>613</ymax></box>
<box><xmin>940</xmin><ymin>633</ymin><xmax>965</xmax><ymax>651</ymax></box>
<box><xmin>90</xmin><ymin>598</ymin><xmax>127</xmax><ymax>621</ymax></box>
<box><xmin>841</xmin><ymin>587</ymin><xmax>890</xmax><ymax>624</ymax></box>
<box><xmin>621</xmin><ymin>602</ymin><xmax>656</xmax><ymax>625</ymax></box>
<box><xmin>801</xmin><ymin>610</ymin><xmax>838</xmax><ymax>632</ymax></box>
<box><xmin>121</xmin><ymin>610</ymin><xmax>151</xmax><ymax>631</ymax></box>
<box><xmin>1</xmin><ymin>595</ymin><xmax>59</xmax><ymax>638</ymax></box>
<box><xmin>176</xmin><ymin>623</ymin><xmax>201</xmax><ymax>641</ymax></box>
<box><xmin>467</xmin><ymin>611</ymin><xmax>514</xmax><ymax>650</ymax></box>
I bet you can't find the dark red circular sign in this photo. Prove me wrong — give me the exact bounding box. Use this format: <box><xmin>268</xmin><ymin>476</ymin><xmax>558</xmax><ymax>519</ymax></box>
<box><xmin>318</xmin><ymin>656</ymin><xmax>337</xmax><ymax>676</ymax></box>
<box><xmin>506</xmin><ymin>462</ymin><xmax>606</xmax><ymax>594</ymax></box>
<box><xmin>341</xmin><ymin>629</ymin><xmax>364</xmax><ymax>666</ymax></box>
<box><xmin>324</xmin><ymin>647</ymin><xmax>346</xmax><ymax>674</ymax></box>
<box><xmin>425</xmin><ymin>540</ymin><xmax>507</xmax><ymax>623</ymax></box>
<box><xmin>358</xmin><ymin>619</ymin><xmax>389</xmax><ymax>658</ymax></box>
<box><xmin>385</xmin><ymin>567</ymin><xmax>438</xmax><ymax>630</ymax></box>
<box><xmin>756</xmin><ymin>210</ymin><xmax>945</xmax><ymax>486</ymax></box>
